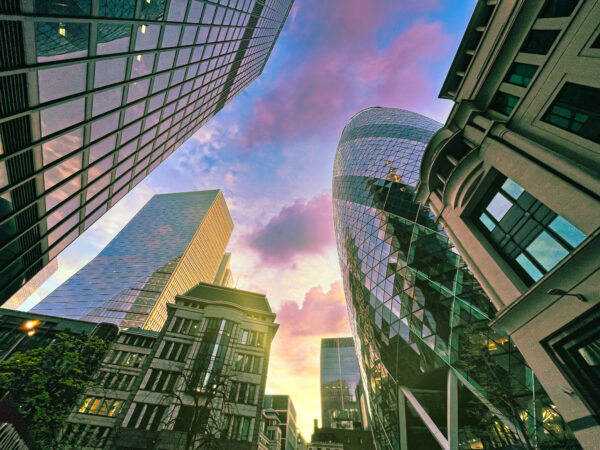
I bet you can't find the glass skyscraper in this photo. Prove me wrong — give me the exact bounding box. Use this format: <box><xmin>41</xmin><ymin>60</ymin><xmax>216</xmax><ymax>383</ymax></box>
<box><xmin>332</xmin><ymin>107</ymin><xmax>579</xmax><ymax>449</ymax></box>
<box><xmin>32</xmin><ymin>190</ymin><xmax>233</xmax><ymax>330</ymax></box>
<box><xmin>320</xmin><ymin>337</ymin><xmax>363</xmax><ymax>430</ymax></box>
<box><xmin>0</xmin><ymin>0</ymin><xmax>293</xmax><ymax>303</ymax></box>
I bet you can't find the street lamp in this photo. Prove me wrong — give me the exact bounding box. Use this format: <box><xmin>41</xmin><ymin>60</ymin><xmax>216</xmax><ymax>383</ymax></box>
<box><xmin>547</xmin><ymin>289</ymin><xmax>587</xmax><ymax>303</ymax></box>
<box><xmin>0</xmin><ymin>319</ymin><xmax>42</xmax><ymax>361</ymax></box>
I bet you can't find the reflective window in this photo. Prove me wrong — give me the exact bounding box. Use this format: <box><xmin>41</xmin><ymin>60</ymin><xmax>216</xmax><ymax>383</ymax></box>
<box><xmin>95</xmin><ymin>57</ymin><xmax>127</xmax><ymax>88</ymax></box>
<box><xmin>489</xmin><ymin>91</ymin><xmax>519</xmax><ymax>116</ymax></box>
<box><xmin>188</xmin><ymin>1</ymin><xmax>204</xmax><ymax>23</ymax></box>
<box><xmin>86</xmin><ymin>173</ymin><xmax>111</xmax><ymax>200</ymax></box>
<box><xmin>87</xmin><ymin>156</ymin><xmax>112</xmax><ymax>183</ymax></box>
<box><xmin>91</xmin><ymin>112</ymin><xmax>119</xmax><ymax>141</ymax></box>
<box><xmin>92</xmin><ymin>86</ymin><xmax>123</xmax><ymax>116</ymax></box>
<box><xmin>118</xmin><ymin>141</ymin><xmax>137</xmax><ymax>162</ymax></box>
<box><xmin>0</xmin><ymin>162</ymin><xmax>7</xmax><ymax>189</ymax></box>
<box><xmin>139</xmin><ymin>0</ymin><xmax>166</xmax><ymax>20</ymax></box>
<box><xmin>36</xmin><ymin>22</ymin><xmax>89</xmax><ymax>62</ymax></box>
<box><xmin>45</xmin><ymin>175</ymin><xmax>81</xmax><ymax>211</ymax></box>
<box><xmin>89</xmin><ymin>134</ymin><xmax>116</xmax><ymax>163</ymax></box>
<box><xmin>97</xmin><ymin>24</ymin><xmax>131</xmax><ymax>54</ymax></box>
<box><xmin>176</xmin><ymin>48</ymin><xmax>191</xmax><ymax>66</ymax></box>
<box><xmin>99</xmin><ymin>0</ymin><xmax>135</xmax><ymax>18</ymax></box>
<box><xmin>157</xmin><ymin>51</ymin><xmax>176</xmax><ymax>71</ymax></box>
<box><xmin>42</xmin><ymin>128</ymin><xmax>83</xmax><ymax>165</ymax></box>
<box><xmin>131</xmin><ymin>54</ymin><xmax>155</xmax><ymax>78</ymax></box>
<box><xmin>542</xmin><ymin>83</ymin><xmax>600</xmax><ymax>144</ymax></box>
<box><xmin>48</xmin><ymin>213</ymin><xmax>79</xmax><ymax>246</ymax></box>
<box><xmin>167</xmin><ymin>0</ymin><xmax>188</xmax><ymax>21</ymax></box>
<box><xmin>162</xmin><ymin>26</ymin><xmax>181</xmax><ymax>47</ymax></box>
<box><xmin>37</xmin><ymin>63</ymin><xmax>86</xmax><ymax>103</ymax></box>
<box><xmin>40</xmin><ymin>98</ymin><xmax>85</xmax><ymax>137</ymax></box>
<box><xmin>124</xmin><ymin>102</ymin><xmax>146</xmax><ymax>124</ymax></box>
<box><xmin>127</xmin><ymin>79</ymin><xmax>150</xmax><ymax>103</ymax></box>
<box><xmin>44</xmin><ymin>154</ymin><xmax>82</xmax><ymax>190</ymax></box>
<box><xmin>475</xmin><ymin>176</ymin><xmax>587</xmax><ymax>285</ymax></box>
<box><xmin>182</xmin><ymin>26</ymin><xmax>197</xmax><ymax>45</ymax></box>
<box><xmin>148</xmin><ymin>93</ymin><xmax>166</xmax><ymax>112</ymax></box>
<box><xmin>46</xmin><ymin>195</ymin><xmax>80</xmax><ymax>231</ymax></box>
<box><xmin>152</xmin><ymin>73</ymin><xmax>170</xmax><ymax>93</ymax></box>
<box><xmin>504</xmin><ymin>63</ymin><xmax>537</xmax><ymax>88</ymax></box>
<box><xmin>520</xmin><ymin>29</ymin><xmax>560</xmax><ymax>55</ymax></box>
<box><xmin>135</xmin><ymin>24</ymin><xmax>160</xmax><ymax>51</ymax></box>
<box><xmin>121</xmin><ymin>121</ymin><xmax>141</xmax><ymax>143</ymax></box>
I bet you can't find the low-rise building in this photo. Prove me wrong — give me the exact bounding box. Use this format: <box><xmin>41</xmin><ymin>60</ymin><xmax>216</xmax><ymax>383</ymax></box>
<box><xmin>263</xmin><ymin>395</ymin><xmax>298</xmax><ymax>450</ymax></box>
<box><xmin>61</xmin><ymin>282</ymin><xmax>279</xmax><ymax>449</ymax></box>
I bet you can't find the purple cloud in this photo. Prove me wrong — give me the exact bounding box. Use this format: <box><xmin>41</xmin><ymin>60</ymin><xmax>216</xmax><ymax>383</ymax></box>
<box><xmin>246</xmin><ymin>192</ymin><xmax>335</xmax><ymax>265</ymax></box>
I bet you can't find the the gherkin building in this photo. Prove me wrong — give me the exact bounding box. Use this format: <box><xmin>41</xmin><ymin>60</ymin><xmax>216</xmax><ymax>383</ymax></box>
<box><xmin>332</xmin><ymin>107</ymin><xmax>580</xmax><ymax>449</ymax></box>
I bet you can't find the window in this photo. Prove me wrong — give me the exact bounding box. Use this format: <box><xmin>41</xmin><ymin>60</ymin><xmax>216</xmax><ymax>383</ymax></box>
<box><xmin>543</xmin><ymin>304</ymin><xmax>600</xmax><ymax>419</ymax></box>
<box><xmin>76</xmin><ymin>396</ymin><xmax>122</xmax><ymax>416</ymax></box>
<box><xmin>542</xmin><ymin>83</ymin><xmax>600</xmax><ymax>144</ymax></box>
<box><xmin>504</xmin><ymin>62</ymin><xmax>537</xmax><ymax>88</ymax></box>
<box><xmin>539</xmin><ymin>0</ymin><xmax>579</xmax><ymax>18</ymax></box>
<box><xmin>127</xmin><ymin>403</ymin><xmax>166</xmax><ymax>431</ymax></box>
<box><xmin>475</xmin><ymin>176</ymin><xmax>587</xmax><ymax>285</ymax></box>
<box><xmin>158</xmin><ymin>340</ymin><xmax>189</xmax><ymax>362</ymax></box>
<box><xmin>489</xmin><ymin>91</ymin><xmax>519</xmax><ymax>116</ymax></box>
<box><xmin>144</xmin><ymin>369</ymin><xmax>179</xmax><ymax>393</ymax></box>
<box><xmin>520</xmin><ymin>29</ymin><xmax>560</xmax><ymax>55</ymax></box>
<box><xmin>37</xmin><ymin>63</ymin><xmax>86</xmax><ymax>103</ymax></box>
<box><xmin>234</xmin><ymin>354</ymin><xmax>262</xmax><ymax>374</ymax></box>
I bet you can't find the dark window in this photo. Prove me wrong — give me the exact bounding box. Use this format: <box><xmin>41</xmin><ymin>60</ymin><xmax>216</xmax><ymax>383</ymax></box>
<box><xmin>489</xmin><ymin>92</ymin><xmax>519</xmax><ymax>116</ymax></box>
<box><xmin>475</xmin><ymin>176</ymin><xmax>587</xmax><ymax>285</ymax></box>
<box><xmin>592</xmin><ymin>34</ymin><xmax>600</xmax><ymax>49</ymax></box>
<box><xmin>539</xmin><ymin>0</ymin><xmax>579</xmax><ymax>18</ymax></box>
<box><xmin>542</xmin><ymin>83</ymin><xmax>600</xmax><ymax>144</ymax></box>
<box><xmin>543</xmin><ymin>304</ymin><xmax>600</xmax><ymax>419</ymax></box>
<box><xmin>520</xmin><ymin>29</ymin><xmax>560</xmax><ymax>54</ymax></box>
<box><xmin>504</xmin><ymin>62</ymin><xmax>538</xmax><ymax>87</ymax></box>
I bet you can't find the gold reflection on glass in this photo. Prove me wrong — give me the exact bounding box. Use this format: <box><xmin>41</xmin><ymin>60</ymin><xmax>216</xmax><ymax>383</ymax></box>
<box><xmin>58</xmin><ymin>23</ymin><xmax>66</xmax><ymax>37</ymax></box>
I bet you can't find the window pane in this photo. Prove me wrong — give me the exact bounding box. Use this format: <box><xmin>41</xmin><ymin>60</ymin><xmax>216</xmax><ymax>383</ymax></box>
<box><xmin>90</xmin><ymin>134</ymin><xmax>117</xmax><ymax>163</ymax></box>
<box><xmin>501</xmin><ymin>178</ymin><xmax>524</xmax><ymax>200</ymax></box>
<box><xmin>539</xmin><ymin>0</ymin><xmax>579</xmax><ymax>18</ymax></box>
<box><xmin>131</xmin><ymin>54</ymin><xmax>155</xmax><ymax>78</ymax></box>
<box><xmin>42</xmin><ymin>128</ymin><xmax>83</xmax><ymax>165</ymax></box>
<box><xmin>47</xmin><ymin>196</ymin><xmax>80</xmax><ymax>229</ymax></box>
<box><xmin>157</xmin><ymin>50</ymin><xmax>176</xmax><ymax>71</ymax></box>
<box><xmin>99</xmin><ymin>0</ymin><xmax>135</xmax><ymax>18</ymax></box>
<box><xmin>489</xmin><ymin>91</ymin><xmax>519</xmax><ymax>116</ymax></box>
<box><xmin>45</xmin><ymin>176</ymin><xmax>81</xmax><ymax>211</ymax></box>
<box><xmin>92</xmin><ymin>86</ymin><xmax>123</xmax><ymax>116</ymax></box>
<box><xmin>479</xmin><ymin>213</ymin><xmax>495</xmax><ymax>231</ymax></box>
<box><xmin>542</xmin><ymin>83</ymin><xmax>600</xmax><ymax>144</ymax></box>
<box><xmin>520</xmin><ymin>29</ymin><xmax>560</xmax><ymax>55</ymax></box>
<box><xmin>504</xmin><ymin>62</ymin><xmax>537</xmax><ymax>88</ymax></box>
<box><xmin>124</xmin><ymin>102</ymin><xmax>146</xmax><ymax>125</ymax></box>
<box><xmin>526</xmin><ymin>231</ymin><xmax>568</xmax><ymax>271</ymax></box>
<box><xmin>162</xmin><ymin>25</ymin><xmax>181</xmax><ymax>47</ymax></box>
<box><xmin>36</xmin><ymin>22</ymin><xmax>89</xmax><ymax>62</ymax></box>
<box><xmin>41</xmin><ymin>98</ymin><xmax>85</xmax><ymax>137</ymax></box>
<box><xmin>127</xmin><ymin>79</ymin><xmax>150</xmax><ymax>103</ymax></box>
<box><xmin>37</xmin><ymin>63</ymin><xmax>86</xmax><ymax>103</ymax></box>
<box><xmin>91</xmin><ymin>112</ymin><xmax>119</xmax><ymax>141</ymax></box>
<box><xmin>135</xmin><ymin>25</ymin><xmax>160</xmax><ymax>51</ymax></box>
<box><xmin>486</xmin><ymin>192</ymin><xmax>513</xmax><ymax>221</ymax></box>
<box><xmin>97</xmin><ymin>24</ymin><xmax>131</xmax><ymax>54</ymax></box>
<box><xmin>516</xmin><ymin>253</ymin><xmax>543</xmax><ymax>282</ymax></box>
<box><xmin>549</xmin><ymin>216</ymin><xmax>586</xmax><ymax>248</ymax></box>
<box><xmin>140</xmin><ymin>0</ymin><xmax>166</xmax><ymax>20</ymax></box>
<box><xmin>95</xmin><ymin>57</ymin><xmax>127</xmax><ymax>88</ymax></box>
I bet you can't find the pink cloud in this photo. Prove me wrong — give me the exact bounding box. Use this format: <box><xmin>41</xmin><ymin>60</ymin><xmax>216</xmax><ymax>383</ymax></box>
<box><xmin>269</xmin><ymin>281</ymin><xmax>351</xmax><ymax>373</ymax></box>
<box><xmin>240</xmin><ymin>15</ymin><xmax>451</xmax><ymax>149</ymax></box>
<box><xmin>246</xmin><ymin>192</ymin><xmax>335</xmax><ymax>266</ymax></box>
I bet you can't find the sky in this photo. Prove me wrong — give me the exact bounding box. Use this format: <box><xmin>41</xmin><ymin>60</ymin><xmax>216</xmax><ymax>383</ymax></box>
<box><xmin>21</xmin><ymin>0</ymin><xmax>476</xmax><ymax>439</ymax></box>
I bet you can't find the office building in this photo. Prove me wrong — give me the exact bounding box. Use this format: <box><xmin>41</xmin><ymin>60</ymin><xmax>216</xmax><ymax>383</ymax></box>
<box><xmin>60</xmin><ymin>282</ymin><xmax>279</xmax><ymax>449</ymax></box>
<box><xmin>0</xmin><ymin>0</ymin><xmax>293</xmax><ymax>303</ymax></box>
<box><xmin>3</xmin><ymin>259</ymin><xmax>58</xmax><ymax>310</ymax></box>
<box><xmin>33</xmin><ymin>190</ymin><xmax>233</xmax><ymax>330</ymax></box>
<box><xmin>332</xmin><ymin>107</ymin><xmax>580</xmax><ymax>448</ymax></box>
<box><xmin>258</xmin><ymin>408</ymin><xmax>283</xmax><ymax>450</ymax></box>
<box><xmin>415</xmin><ymin>0</ymin><xmax>600</xmax><ymax>448</ymax></box>
<box><xmin>263</xmin><ymin>395</ymin><xmax>297</xmax><ymax>450</ymax></box>
<box><xmin>320</xmin><ymin>337</ymin><xmax>363</xmax><ymax>430</ymax></box>
<box><xmin>309</xmin><ymin>419</ymin><xmax>374</xmax><ymax>450</ymax></box>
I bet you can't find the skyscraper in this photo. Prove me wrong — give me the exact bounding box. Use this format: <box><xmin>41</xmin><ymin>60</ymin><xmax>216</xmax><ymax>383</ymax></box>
<box><xmin>32</xmin><ymin>190</ymin><xmax>233</xmax><ymax>330</ymax></box>
<box><xmin>0</xmin><ymin>0</ymin><xmax>293</xmax><ymax>303</ymax></box>
<box><xmin>415</xmin><ymin>1</ymin><xmax>600</xmax><ymax>447</ymax></box>
<box><xmin>320</xmin><ymin>337</ymin><xmax>363</xmax><ymax>430</ymax></box>
<box><xmin>332</xmin><ymin>107</ymin><xmax>579</xmax><ymax>449</ymax></box>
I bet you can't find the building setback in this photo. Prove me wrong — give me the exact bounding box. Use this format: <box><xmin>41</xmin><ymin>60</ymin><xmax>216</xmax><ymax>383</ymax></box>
<box><xmin>0</xmin><ymin>0</ymin><xmax>293</xmax><ymax>303</ymax></box>
<box><xmin>263</xmin><ymin>395</ymin><xmax>298</xmax><ymax>450</ymax></box>
<box><xmin>33</xmin><ymin>190</ymin><xmax>233</xmax><ymax>330</ymax></box>
<box><xmin>415</xmin><ymin>0</ymin><xmax>600</xmax><ymax>448</ymax></box>
<box><xmin>320</xmin><ymin>337</ymin><xmax>364</xmax><ymax>430</ymax></box>
<box><xmin>60</xmin><ymin>282</ymin><xmax>279</xmax><ymax>449</ymax></box>
<box><xmin>332</xmin><ymin>107</ymin><xmax>580</xmax><ymax>449</ymax></box>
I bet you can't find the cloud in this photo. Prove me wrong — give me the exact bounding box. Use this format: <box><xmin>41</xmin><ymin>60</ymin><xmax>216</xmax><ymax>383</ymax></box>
<box><xmin>238</xmin><ymin>7</ymin><xmax>451</xmax><ymax>150</ymax></box>
<box><xmin>246</xmin><ymin>192</ymin><xmax>335</xmax><ymax>266</ymax></box>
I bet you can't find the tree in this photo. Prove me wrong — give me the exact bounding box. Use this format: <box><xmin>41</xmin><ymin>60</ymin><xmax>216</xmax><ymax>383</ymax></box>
<box><xmin>0</xmin><ymin>333</ymin><xmax>110</xmax><ymax>449</ymax></box>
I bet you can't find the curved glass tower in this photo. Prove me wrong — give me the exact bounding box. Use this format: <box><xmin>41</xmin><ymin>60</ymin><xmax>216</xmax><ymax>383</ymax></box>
<box><xmin>332</xmin><ymin>108</ymin><xmax>579</xmax><ymax>449</ymax></box>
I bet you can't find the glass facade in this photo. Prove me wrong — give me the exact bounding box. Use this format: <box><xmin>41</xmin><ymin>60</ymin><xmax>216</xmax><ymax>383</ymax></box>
<box><xmin>332</xmin><ymin>107</ymin><xmax>580</xmax><ymax>449</ymax></box>
<box><xmin>32</xmin><ymin>190</ymin><xmax>233</xmax><ymax>329</ymax></box>
<box><xmin>0</xmin><ymin>0</ymin><xmax>293</xmax><ymax>303</ymax></box>
<box><xmin>320</xmin><ymin>337</ymin><xmax>364</xmax><ymax>430</ymax></box>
